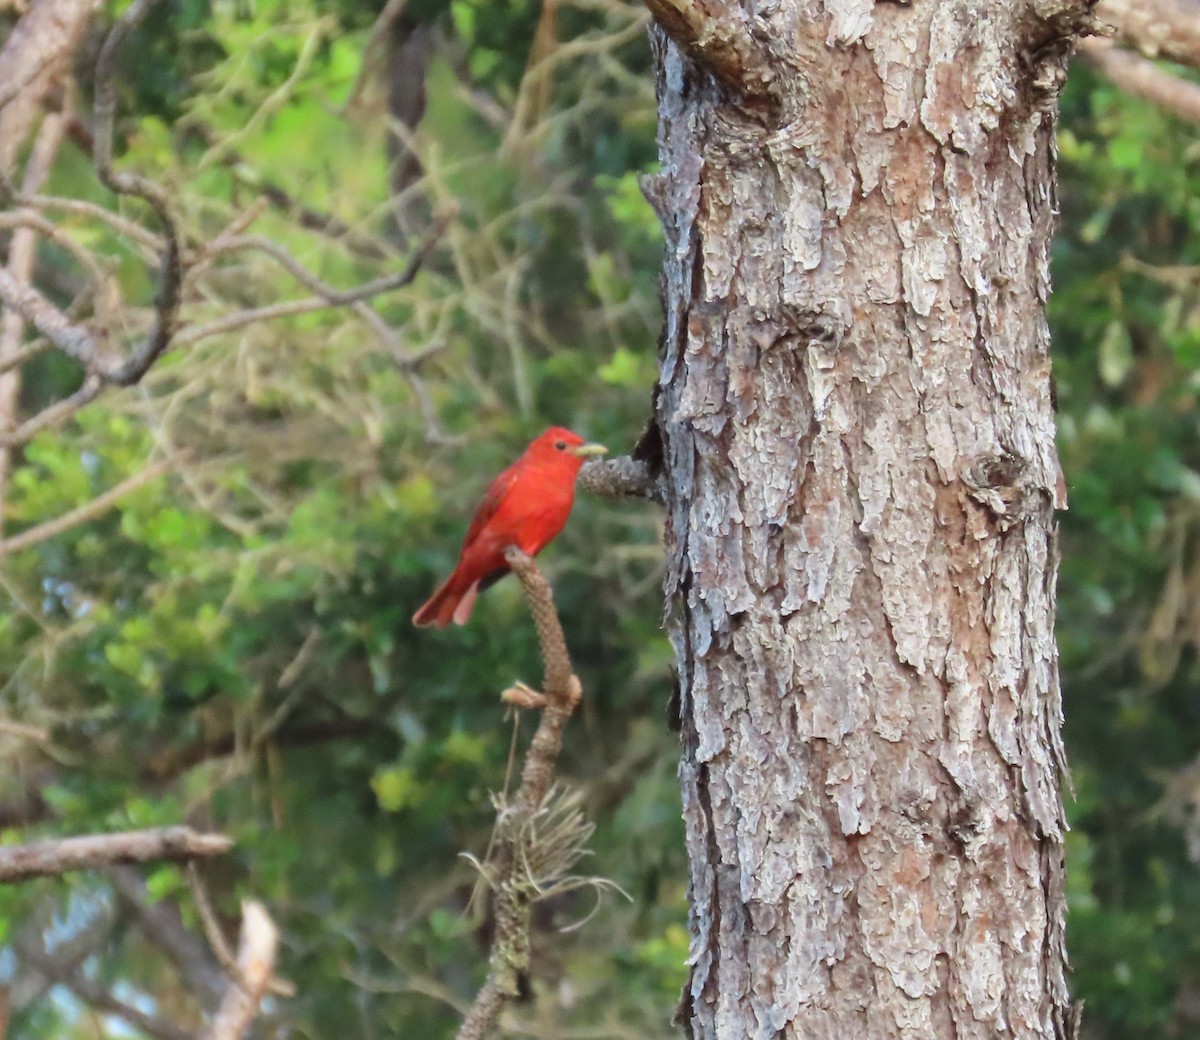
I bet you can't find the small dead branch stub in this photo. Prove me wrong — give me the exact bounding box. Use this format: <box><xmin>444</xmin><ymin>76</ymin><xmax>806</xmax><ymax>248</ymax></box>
<box><xmin>200</xmin><ymin>900</ymin><xmax>282</xmax><ymax>1040</ymax></box>
<box><xmin>455</xmin><ymin>547</ymin><xmax>594</xmax><ymax>1040</ymax></box>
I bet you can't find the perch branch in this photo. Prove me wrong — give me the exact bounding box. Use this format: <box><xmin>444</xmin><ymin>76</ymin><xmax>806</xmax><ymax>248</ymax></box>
<box><xmin>579</xmin><ymin>454</ymin><xmax>664</xmax><ymax>503</ymax></box>
<box><xmin>455</xmin><ymin>549</ymin><xmax>588</xmax><ymax>1040</ymax></box>
<box><xmin>0</xmin><ymin>826</ymin><xmax>233</xmax><ymax>882</ymax></box>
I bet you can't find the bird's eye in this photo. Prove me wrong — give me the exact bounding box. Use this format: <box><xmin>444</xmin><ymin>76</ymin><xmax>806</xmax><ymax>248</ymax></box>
<box><xmin>555</xmin><ymin>440</ymin><xmax>567</xmax><ymax>450</ymax></box>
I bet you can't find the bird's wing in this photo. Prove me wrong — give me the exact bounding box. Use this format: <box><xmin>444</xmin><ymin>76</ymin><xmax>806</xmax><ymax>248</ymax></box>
<box><xmin>460</xmin><ymin>462</ymin><xmax>522</xmax><ymax>550</ymax></box>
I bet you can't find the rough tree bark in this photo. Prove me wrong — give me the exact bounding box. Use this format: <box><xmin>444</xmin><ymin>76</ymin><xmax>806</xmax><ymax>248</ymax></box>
<box><xmin>643</xmin><ymin>1</ymin><xmax>1096</xmax><ymax>1036</ymax></box>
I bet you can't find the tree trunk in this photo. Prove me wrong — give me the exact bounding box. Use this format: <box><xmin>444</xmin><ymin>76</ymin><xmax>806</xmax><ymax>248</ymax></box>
<box><xmin>644</xmin><ymin>1</ymin><xmax>1094</xmax><ymax>1036</ymax></box>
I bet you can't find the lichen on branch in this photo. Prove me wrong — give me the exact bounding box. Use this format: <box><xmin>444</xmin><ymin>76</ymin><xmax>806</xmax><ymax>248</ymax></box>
<box><xmin>455</xmin><ymin>549</ymin><xmax>597</xmax><ymax>1040</ymax></box>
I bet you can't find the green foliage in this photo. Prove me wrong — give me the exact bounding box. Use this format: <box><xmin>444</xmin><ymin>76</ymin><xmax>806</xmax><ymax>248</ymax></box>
<box><xmin>1055</xmin><ymin>64</ymin><xmax>1200</xmax><ymax>1039</ymax></box>
<box><xmin>2</xmin><ymin>2</ymin><xmax>671</xmax><ymax>1037</ymax></box>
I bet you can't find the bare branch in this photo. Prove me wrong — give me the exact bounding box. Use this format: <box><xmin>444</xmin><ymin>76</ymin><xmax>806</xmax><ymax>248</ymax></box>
<box><xmin>0</xmin><ymin>374</ymin><xmax>101</xmax><ymax>448</ymax></box>
<box><xmin>0</xmin><ymin>268</ymin><xmax>97</xmax><ymax>364</ymax></box>
<box><xmin>0</xmin><ymin>335</ymin><xmax>54</xmax><ymax>378</ymax></box>
<box><xmin>1081</xmin><ymin>38</ymin><xmax>1200</xmax><ymax>123</ymax></box>
<box><xmin>173</xmin><ymin>214</ymin><xmax>447</xmax><ymax>348</ymax></box>
<box><xmin>22</xmin><ymin>945</ymin><xmax>193</xmax><ymax>1040</ymax></box>
<box><xmin>18</xmin><ymin>191</ymin><xmax>164</xmax><ymax>252</ymax></box>
<box><xmin>234</xmin><ymin>174</ymin><xmax>393</xmax><ymax>261</ymax></box>
<box><xmin>0</xmin><ymin>43</ymin><xmax>55</xmax><ymax>114</ymax></box>
<box><xmin>202</xmin><ymin>233</ymin><xmax>420</xmax><ymax>305</ymax></box>
<box><xmin>1097</xmin><ymin>0</ymin><xmax>1200</xmax><ymax>67</ymax></box>
<box><xmin>642</xmin><ymin>0</ymin><xmax>779</xmax><ymax>107</ymax></box>
<box><xmin>108</xmin><ymin>864</ymin><xmax>227</xmax><ymax>1006</ymax></box>
<box><xmin>0</xmin><ymin>208</ymin><xmax>109</xmax><ymax>286</ymax></box>
<box><xmin>200</xmin><ymin>901</ymin><xmax>281</xmax><ymax>1040</ymax></box>
<box><xmin>0</xmin><ymin>826</ymin><xmax>233</xmax><ymax>883</ymax></box>
<box><xmin>0</xmin><ymin>455</ymin><xmax>174</xmax><ymax>556</ymax></box>
<box><xmin>456</xmin><ymin>550</ymin><xmax>588</xmax><ymax>1040</ymax></box>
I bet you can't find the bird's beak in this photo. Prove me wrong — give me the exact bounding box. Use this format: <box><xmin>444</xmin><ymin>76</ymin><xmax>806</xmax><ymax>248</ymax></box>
<box><xmin>571</xmin><ymin>442</ymin><xmax>608</xmax><ymax>458</ymax></box>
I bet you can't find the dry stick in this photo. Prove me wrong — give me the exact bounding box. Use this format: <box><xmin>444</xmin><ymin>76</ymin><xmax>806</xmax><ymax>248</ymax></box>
<box><xmin>1081</xmin><ymin>37</ymin><xmax>1200</xmax><ymax>124</ymax></box>
<box><xmin>200</xmin><ymin>901</ymin><xmax>280</xmax><ymax>1040</ymax></box>
<box><xmin>455</xmin><ymin>548</ymin><xmax>585</xmax><ymax>1040</ymax></box>
<box><xmin>0</xmin><ymin>456</ymin><xmax>173</xmax><ymax>555</ymax></box>
<box><xmin>171</xmin><ymin>213</ymin><xmax>449</xmax><ymax>349</ymax></box>
<box><xmin>0</xmin><ymin>826</ymin><xmax>233</xmax><ymax>883</ymax></box>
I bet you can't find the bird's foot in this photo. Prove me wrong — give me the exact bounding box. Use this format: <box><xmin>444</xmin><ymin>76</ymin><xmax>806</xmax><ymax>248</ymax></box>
<box><xmin>501</xmin><ymin>680</ymin><xmax>547</xmax><ymax>710</ymax></box>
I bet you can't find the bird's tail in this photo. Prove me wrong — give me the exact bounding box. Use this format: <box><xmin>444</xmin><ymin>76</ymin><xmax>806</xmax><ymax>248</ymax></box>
<box><xmin>411</xmin><ymin>573</ymin><xmax>480</xmax><ymax>629</ymax></box>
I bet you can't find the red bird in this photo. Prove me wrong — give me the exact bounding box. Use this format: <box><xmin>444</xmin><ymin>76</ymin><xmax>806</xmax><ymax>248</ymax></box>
<box><xmin>412</xmin><ymin>427</ymin><xmax>607</xmax><ymax>628</ymax></box>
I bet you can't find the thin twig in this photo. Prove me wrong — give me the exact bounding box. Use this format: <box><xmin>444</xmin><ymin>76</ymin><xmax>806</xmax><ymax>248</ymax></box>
<box><xmin>0</xmin><ymin>208</ymin><xmax>109</xmax><ymax>286</ymax></box>
<box><xmin>19</xmin><ymin>191</ymin><xmax>165</xmax><ymax>251</ymax></box>
<box><xmin>108</xmin><ymin>864</ymin><xmax>227</xmax><ymax>1006</ymax></box>
<box><xmin>173</xmin><ymin>214</ymin><xmax>448</xmax><ymax>347</ymax></box>
<box><xmin>187</xmin><ymin>861</ymin><xmax>241</xmax><ymax>978</ymax></box>
<box><xmin>91</xmin><ymin>0</ymin><xmax>185</xmax><ymax>386</ymax></box>
<box><xmin>0</xmin><ymin>719</ymin><xmax>50</xmax><ymax>742</ymax></box>
<box><xmin>0</xmin><ymin>826</ymin><xmax>233</xmax><ymax>883</ymax></box>
<box><xmin>0</xmin><ymin>456</ymin><xmax>173</xmax><ymax>555</ymax></box>
<box><xmin>188</xmin><ymin>862</ymin><xmax>295</xmax><ymax>999</ymax></box>
<box><xmin>0</xmin><ymin>374</ymin><xmax>102</xmax><ymax>448</ymax></box>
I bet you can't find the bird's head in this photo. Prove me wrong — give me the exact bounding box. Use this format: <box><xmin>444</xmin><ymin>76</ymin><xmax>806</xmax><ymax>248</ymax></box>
<box><xmin>527</xmin><ymin>427</ymin><xmax>607</xmax><ymax>470</ymax></box>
